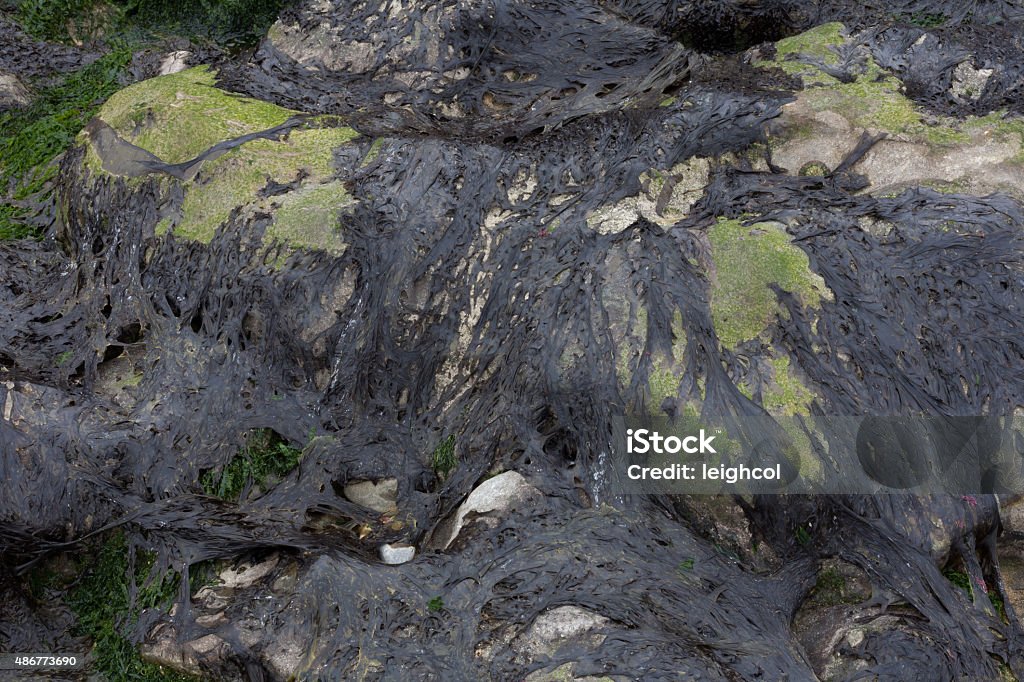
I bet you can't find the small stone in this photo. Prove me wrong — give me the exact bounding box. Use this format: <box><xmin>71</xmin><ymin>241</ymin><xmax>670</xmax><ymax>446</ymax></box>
<box><xmin>159</xmin><ymin>51</ymin><xmax>192</xmax><ymax>76</ymax></box>
<box><xmin>951</xmin><ymin>60</ymin><xmax>993</xmax><ymax>102</ymax></box>
<box><xmin>344</xmin><ymin>478</ymin><xmax>398</xmax><ymax>513</ymax></box>
<box><xmin>380</xmin><ymin>542</ymin><xmax>415</xmax><ymax>564</ymax></box>
<box><xmin>846</xmin><ymin>628</ymin><xmax>865</xmax><ymax>647</ymax></box>
<box><xmin>219</xmin><ymin>554</ymin><xmax>279</xmax><ymax>589</ymax></box>
<box><xmin>0</xmin><ymin>73</ymin><xmax>30</xmax><ymax>109</ymax></box>
<box><xmin>195</xmin><ymin>611</ymin><xmax>227</xmax><ymax>628</ymax></box>
<box><xmin>515</xmin><ymin>605</ymin><xmax>609</xmax><ymax>660</ymax></box>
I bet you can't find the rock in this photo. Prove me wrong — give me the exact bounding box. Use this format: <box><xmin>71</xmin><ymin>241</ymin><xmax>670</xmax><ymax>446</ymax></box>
<box><xmin>2</xmin><ymin>381</ymin><xmax>14</xmax><ymax>422</ymax></box>
<box><xmin>514</xmin><ymin>605</ymin><xmax>609</xmax><ymax>660</ymax></box>
<box><xmin>379</xmin><ymin>542</ymin><xmax>415</xmax><ymax>564</ymax></box>
<box><xmin>763</xmin><ymin>24</ymin><xmax>1024</xmax><ymax>200</ymax></box>
<box><xmin>0</xmin><ymin>72</ymin><xmax>30</xmax><ymax>109</ymax></box>
<box><xmin>433</xmin><ymin>471</ymin><xmax>541</xmax><ymax>549</ymax></box>
<box><xmin>524</xmin><ymin>661</ymin><xmax>619</xmax><ymax>682</ymax></box>
<box><xmin>219</xmin><ymin>554</ymin><xmax>279</xmax><ymax>589</ymax></box>
<box><xmin>343</xmin><ymin>478</ymin><xmax>398</xmax><ymax>513</ymax></box>
<box><xmin>79</xmin><ymin>65</ymin><xmax>360</xmax><ymax>256</ymax></box>
<box><xmin>158</xmin><ymin>50</ymin><xmax>192</xmax><ymax>76</ymax></box>
<box><xmin>264</xmin><ymin>634</ymin><xmax>307</xmax><ymax>680</ymax></box>
<box><xmin>141</xmin><ymin>625</ymin><xmax>226</xmax><ymax>677</ymax></box>
<box><xmin>951</xmin><ymin>60</ymin><xmax>993</xmax><ymax>102</ymax></box>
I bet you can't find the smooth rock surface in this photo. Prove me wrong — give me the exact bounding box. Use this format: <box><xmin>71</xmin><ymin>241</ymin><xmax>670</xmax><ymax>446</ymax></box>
<box><xmin>343</xmin><ymin>478</ymin><xmax>398</xmax><ymax>514</ymax></box>
<box><xmin>380</xmin><ymin>542</ymin><xmax>416</xmax><ymax>565</ymax></box>
<box><xmin>434</xmin><ymin>471</ymin><xmax>541</xmax><ymax>549</ymax></box>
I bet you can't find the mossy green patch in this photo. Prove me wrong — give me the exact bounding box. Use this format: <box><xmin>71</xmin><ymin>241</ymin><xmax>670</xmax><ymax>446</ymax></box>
<box><xmin>774</xmin><ymin>22</ymin><xmax>845</xmax><ymax>64</ymax></box>
<box><xmin>267</xmin><ymin>180</ymin><xmax>350</xmax><ymax>253</ymax></box>
<box><xmin>762</xmin><ymin>354</ymin><xmax>815</xmax><ymax>415</ymax></box>
<box><xmin>614</xmin><ymin>308</ymin><xmax>693</xmax><ymax>413</ymax></box>
<box><xmin>97</xmin><ymin>66</ymin><xmax>296</xmax><ymax>164</ymax></box>
<box><xmin>801</xmin><ymin>62</ymin><xmax>968</xmax><ymax>146</ymax></box>
<box><xmin>708</xmin><ymin>218</ymin><xmax>828</xmax><ymax>349</ymax></box>
<box><xmin>16</xmin><ymin>0</ymin><xmax>286</xmax><ymax>47</ymax></box>
<box><xmin>200</xmin><ymin>428</ymin><xmax>302</xmax><ymax>501</ymax></box>
<box><xmin>965</xmin><ymin>112</ymin><xmax>1024</xmax><ymax>163</ymax></box>
<box><xmin>764</xmin><ymin>25</ymin><xmax>1024</xmax><ymax>165</ymax></box>
<box><xmin>360</xmin><ymin>137</ymin><xmax>385</xmax><ymax>166</ymax></box>
<box><xmin>431</xmin><ymin>434</ymin><xmax>457</xmax><ymax>477</ymax></box>
<box><xmin>171</xmin><ymin>125</ymin><xmax>357</xmax><ymax>245</ymax></box>
<box><xmin>0</xmin><ymin>47</ymin><xmax>132</xmax><ymax>239</ymax></box>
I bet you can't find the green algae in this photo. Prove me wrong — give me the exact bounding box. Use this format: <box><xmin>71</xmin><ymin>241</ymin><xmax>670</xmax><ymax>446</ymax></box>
<box><xmin>764</xmin><ymin>23</ymin><xmax>1024</xmax><ymax>161</ymax></box>
<box><xmin>360</xmin><ymin>137</ymin><xmax>385</xmax><ymax>166</ymax></box>
<box><xmin>708</xmin><ymin>218</ymin><xmax>828</xmax><ymax>349</ymax></box>
<box><xmin>762</xmin><ymin>354</ymin><xmax>815</xmax><ymax>415</ymax></box>
<box><xmin>965</xmin><ymin>112</ymin><xmax>1024</xmax><ymax>162</ymax></box>
<box><xmin>166</xmin><ymin>125</ymin><xmax>357</xmax><ymax>246</ymax></box>
<box><xmin>97</xmin><ymin>66</ymin><xmax>296</xmax><ymax>163</ymax></box>
<box><xmin>1</xmin><ymin>47</ymin><xmax>132</xmax><ymax>239</ymax></box>
<box><xmin>774</xmin><ymin>22</ymin><xmax>845</xmax><ymax>65</ymax></box>
<box><xmin>267</xmin><ymin>180</ymin><xmax>350</xmax><ymax>253</ymax></box>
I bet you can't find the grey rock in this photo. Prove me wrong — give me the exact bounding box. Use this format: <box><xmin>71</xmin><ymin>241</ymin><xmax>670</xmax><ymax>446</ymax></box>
<box><xmin>219</xmin><ymin>554</ymin><xmax>279</xmax><ymax>589</ymax></box>
<box><xmin>0</xmin><ymin>72</ymin><xmax>30</xmax><ymax>109</ymax></box>
<box><xmin>159</xmin><ymin>50</ymin><xmax>192</xmax><ymax>76</ymax></box>
<box><xmin>379</xmin><ymin>542</ymin><xmax>416</xmax><ymax>564</ymax></box>
<box><xmin>343</xmin><ymin>478</ymin><xmax>398</xmax><ymax>513</ymax></box>
<box><xmin>951</xmin><ymin>60</ymin><xmax>993</xmax><ymax>102</ymax></box>
<box><xmin>434</xmin><ymin>471</ymin><xmax>541</xmax><ymax>549</ymax></box>
<box><xmin>514</xmin><ymin>605</ymin><xmax>609</xmax><ymax>660</ymax></box>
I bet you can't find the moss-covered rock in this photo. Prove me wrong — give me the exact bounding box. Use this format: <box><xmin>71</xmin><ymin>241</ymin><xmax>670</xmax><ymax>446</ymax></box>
<box><xmin>761</xmin><ymin>23</ymin><xmax>1024</xmax><ymax>198</ymax></box>
<box><xmin>81</xmin><ymin>65</ymin><xmax>361</xmax><ymax>255</ymax></box>
<box><xmin>707</xmin><ymin>218</ymin><xmax>828</xmax><ymax>350</ymax></box>
<box><xmin>97</xmin><ymin>66</ymin><xmax>296</xmax><ymax>163</ymax></box>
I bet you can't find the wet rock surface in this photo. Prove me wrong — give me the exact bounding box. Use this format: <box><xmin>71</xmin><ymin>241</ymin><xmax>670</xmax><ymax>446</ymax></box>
<box><xmin>3</xmin><ymin>1</ymin><xmax>1024</xmax><ymax>680</ymax></box>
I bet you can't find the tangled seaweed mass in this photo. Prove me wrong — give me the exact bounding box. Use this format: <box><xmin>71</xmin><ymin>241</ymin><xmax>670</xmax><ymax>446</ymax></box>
<box><xmin>3</xmin><ymin>0</ymin><xmax>1024</xmax><ymax>679</ymax></box>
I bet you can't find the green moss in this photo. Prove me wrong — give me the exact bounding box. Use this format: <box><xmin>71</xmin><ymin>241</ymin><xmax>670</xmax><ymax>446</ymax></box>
<box><xmin>97</xmin><ymin>66</ymin><xmax>296</xmax><ymax>164</ymax></box>
<box><xmin>615</xmin><ymin>308</ymin><xmax>691</xmax><ymax>413</ymax></box>
<box><xmin>17</xmin><ymin>0</ymin><xmax>286</xmax><ymax>48</ymax></box>
<box><xmin>267</xmin><ymin>180</ymin><xmax>350</xmax><ymax>253</ymax></box>
<box><xmin>431</xmin><ymin>434</ymin><xmax>457</xmax><ymax>477</ymax></box>
<box><xmin>708</xmin><ymin>218</ymin><xmax>828</xmax><ymax>349</ymax></box>
<box><xmin>360</xmin><ymin>137</ymin><xmax>385</xmax><ymax>166</ymax></box>
<box><xmin>903</xmin><ymin>12</ymin><xmax>948</xmax><ymax>28</ymax></box>
<box><xmin>965</xmin><ymin>112</ymin><xmax>1024</xmax><ymax>162</ymax></box>
<box><xmin>803</xmin><ymin>62</ymin><xmax>968</xmax><ymax>145</ymax></box>
<box><xmin>811</xmin><ymin>567</ymin><xmax>846</xmax><ymax>604</ymax></box>
<box><xmin>170</xmin><ymin>125</ymin><xmax>357</xmax><ymax>245</ymax></box>
<box><xmin>944</xmin><ymin>568</ymin><xmax>973</xmax><ymax>596</ymax></box>
<box><xmin>762</xmin><ymin>354</ymin><xmax>815</xmax><ymax>415</ymax></box>
<box><xmin>0</xmin><ymin>47</ymin><xmax>132</xmax><ymax>239</ymax></box>
<box><xmin>761</xmin><ymin>23</ymin><xmax>971</xmax><ymax>147</ymax></box>
<box><xmin>774</xmin><ymin>22</ymin><xmax>845</xmax><ymax>64</ymax></box>
<box><xmin>200</xmin><ymin>428</ymin><xmax>302</xmax><ymax>501</ymax></box>
<box><xmin>764</xmin><ymin>25</ymin><xmax>1024</xmax><ymax>159</ymax></box>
